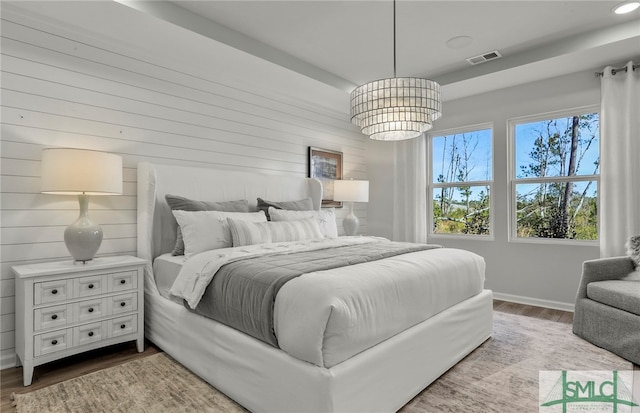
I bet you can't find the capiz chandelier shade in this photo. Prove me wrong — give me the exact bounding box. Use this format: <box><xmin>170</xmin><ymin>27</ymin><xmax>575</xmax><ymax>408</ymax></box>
<box><xmin>350</xmin><ymin>77</ymin><xmax>441</xmax><ymax>141</ymax></box>
<box><xmin>350</xmin><ymin>0</ymin><xmax>442</xmax><ymax>141</ymax></box>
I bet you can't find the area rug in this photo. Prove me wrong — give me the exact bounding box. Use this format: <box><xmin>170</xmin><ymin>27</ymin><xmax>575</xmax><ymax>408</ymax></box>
<box><xmin>12</xmin><ymin>312</ymin><xmax>632</xmax><ymax>413</ymax></box>
<box><xmin>400</xmin><ymin>311</ymin><xmax>633</xmax><ymax>412</ymax></box>
<box><xmin>11</xmin><ymin>352</ymin><xmax>247</xmax><ymax>413</ymax></box>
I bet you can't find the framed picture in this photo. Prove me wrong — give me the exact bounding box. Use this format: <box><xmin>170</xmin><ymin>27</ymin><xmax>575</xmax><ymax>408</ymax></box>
<box><xmin>308</xmin><ymin>147</ymin><xmax>343</xmax><ymax>208</ymax></box>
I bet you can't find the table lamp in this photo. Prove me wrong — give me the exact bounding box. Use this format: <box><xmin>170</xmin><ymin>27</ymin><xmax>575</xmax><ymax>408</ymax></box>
<box><xmin>333</xmin><ymin>179</ymin><xmax>369</xmax><ymax>236</ymax></box>
<box><xmin>41</xmin><ymin>148</ymin><xmax>123</xmax><ymax>263</ymax></box>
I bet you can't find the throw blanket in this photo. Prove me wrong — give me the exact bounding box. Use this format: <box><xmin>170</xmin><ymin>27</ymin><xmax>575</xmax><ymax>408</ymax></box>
<box><xmin>171</xmin><ymin>238</ymin><xmax>438</xmax><ymax>347</ymax></box>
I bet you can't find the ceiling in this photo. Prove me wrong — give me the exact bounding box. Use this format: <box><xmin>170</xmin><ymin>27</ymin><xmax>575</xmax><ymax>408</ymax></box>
<box><xmin>7</xmin><ymin>0</ymin><xmax>637</xmax><ymax>105</ymax></box>
<box><xmin>153</xmin><ymin>0</ymin><xmax>640</xmax><ymax>100</ymax></box>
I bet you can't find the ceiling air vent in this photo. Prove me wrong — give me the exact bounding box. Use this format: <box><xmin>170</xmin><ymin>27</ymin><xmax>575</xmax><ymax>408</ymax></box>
<box><xmin>466</xmin><ymin>50</ymin><xmax>502</xmax><ymax>65</ymax></box>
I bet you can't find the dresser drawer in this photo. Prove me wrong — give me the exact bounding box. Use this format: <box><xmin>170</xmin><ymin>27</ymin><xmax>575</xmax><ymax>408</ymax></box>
<box><xmin>108</xmin><ymin>315</ymin><xmax>137</xmax><ymax>338</ymax></box>
<box><xmin>73</xmin><ymin>321</ymin><xmax>107</xmax><ymax>347</ymax></box>
<box><xmin>109</xmin><ymin>293</ymin><xmax>137</xmax><ymax>315</ymax></box>
<box><xmin>74</xmin><ymin>298</ymin><xmax>107</xmax><ymax>323</ymax></box>
<box><xmin>34</xmin><ymin>329</ymin><xmax>71</xmax><ymax>357</ymax></box>
<box><xmin>34</xmin><ymin>304</ymin><xmax>71</xmax><ymax>331</ymax></box>
<box><xmin>34</xmin><ymin>280</ymin><xmax>73</xmax><ymax>305</ymax></box>
<box><xmin>109</xmin><ymin>271</ymin><xmax>137</xmax><ymax>292</ymax></box>
<box><xmin>74</xmin><ymin>275</ymin><xmax>105</xmax><ymax>298</ymax></box>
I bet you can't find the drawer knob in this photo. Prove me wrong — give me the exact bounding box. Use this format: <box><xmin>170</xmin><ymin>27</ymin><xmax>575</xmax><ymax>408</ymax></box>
<box><xmin>52</xmin><ymin>339</ymin><xmax>58</xmax><ymax>345</ymax></box>
<box><xmin>51</xmin><ymin>289</ymin><xmax>58</xmax><ymax>295</ymax></box>
<box><xmin>120</xmin><ymin>324</ymin><xmax>126</xmax><ymax>329</ymax></box>
<box><xmin>88</xmin><ymin>284</ymin><xmax>94</xmax><ymax>289</ymax></box>
<box><xmin>51</xmin><ymin>314</ymin><xmax>58</xmax><ymax>320</ymax></box>
<box><xmin>120</xmin><ymin>279</ymin><xmax>126</xmax><ymax>285</ymax></box>
<box><xmin>88</xmin><ymin>331</ymin><xmax>94</xmax><ymax>337</ymax></box>
<box><xmin>88</xmin><ymin>307</ymin><xmax>94</xmax><ymax>313</ymax></box>
<box><xmin>120</xmin><ymin>302</ymin><xmax>126</xmax><ymax>307</ymax></box>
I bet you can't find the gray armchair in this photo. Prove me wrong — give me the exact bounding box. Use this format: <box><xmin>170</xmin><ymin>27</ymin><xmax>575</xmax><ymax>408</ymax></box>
<box><xmin>573</xmin><ymin>256</ymin><xmax>640</xmax><ymax>365</ymax></box>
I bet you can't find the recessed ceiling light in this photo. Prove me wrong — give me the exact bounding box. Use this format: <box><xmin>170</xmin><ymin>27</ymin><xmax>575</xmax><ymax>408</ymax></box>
<box><xmin>446</xmin><ymin>36</ymin><xmax>473</xmax><ymax>50</ymax></box>
<box><xmin>613</xmin><ymin>1</ymin><xmax>640</xmax><ymax>14</ymax></box>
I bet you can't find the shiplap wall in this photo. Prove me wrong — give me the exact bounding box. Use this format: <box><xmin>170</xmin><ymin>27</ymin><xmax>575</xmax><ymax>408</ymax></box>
<box><xmin>0</xmin><ymin>5</ymin><xmax>367</xmax><ymax>369</ymax></box>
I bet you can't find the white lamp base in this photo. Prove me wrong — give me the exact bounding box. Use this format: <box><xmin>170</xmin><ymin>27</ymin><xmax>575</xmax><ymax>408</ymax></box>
<box><xmin>343</xmin><ymin>202</ymin><xmax>360</xmax><ymax>236</ymax></box>
<box><xmin>64</xmin><ymin>195</ymin><xmax>103</xmax><ymax>263</ymax></box>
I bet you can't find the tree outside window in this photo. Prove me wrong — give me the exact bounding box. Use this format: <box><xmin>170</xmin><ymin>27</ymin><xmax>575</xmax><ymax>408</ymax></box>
<box><xmin>512</xmin><ymin>110</ymin><xmax>599</xmax><ymax>241</ymax></box>
<box><xmin>429</xmin><ymin>127</ymin><xmax>492</xmax><ymax>236</ymax></box>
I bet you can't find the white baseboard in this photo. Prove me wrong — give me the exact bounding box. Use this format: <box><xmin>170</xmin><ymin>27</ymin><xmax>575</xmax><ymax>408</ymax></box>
<box><xmin>493</xmin><ymin>292</ymin><xmax>575</xmax><ymax>313</ymax></box>
<box><xmin>1</xmin><ymin>351</ymin><xmax>16</xmax><ymax>370</ymax></box>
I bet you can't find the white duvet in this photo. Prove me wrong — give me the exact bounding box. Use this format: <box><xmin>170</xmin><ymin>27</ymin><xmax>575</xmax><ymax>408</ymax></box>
<box><xmin>170</xmin><ymin>237</ymin><xmax>485</xmax><ymax>368</ymax></box>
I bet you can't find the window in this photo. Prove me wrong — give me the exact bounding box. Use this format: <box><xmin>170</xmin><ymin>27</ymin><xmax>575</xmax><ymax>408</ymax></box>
<box><xmin>510</xmin><ymin>108</ymin><xmax>599</xmax><ymax>241</ymax></box>
<box><xmin>428</xmin><ymin>125</ymin><xmax>493</xmax><ymax>236</ymax></box>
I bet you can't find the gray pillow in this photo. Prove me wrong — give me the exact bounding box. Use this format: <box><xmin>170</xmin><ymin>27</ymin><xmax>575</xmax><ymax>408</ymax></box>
<box><xmin>257</xmin><ymin>197</ymin><xmax>314</xmax><ymax>220</ymax></box>
<box><xmin>165</xmin><ymin>195</ymin><xmax>249</xmax><ymax>255</ymax></box>
<box><xmin>626</xmin><ymin>235</ymin><xmax>640</xmax><ymax>267</ymax></box>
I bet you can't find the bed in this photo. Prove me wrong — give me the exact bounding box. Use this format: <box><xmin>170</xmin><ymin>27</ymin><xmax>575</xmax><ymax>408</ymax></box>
<box><xmin>137</xmin><ymin>162</ymin><xmax>493</xmax><ymax>413</ymax></box>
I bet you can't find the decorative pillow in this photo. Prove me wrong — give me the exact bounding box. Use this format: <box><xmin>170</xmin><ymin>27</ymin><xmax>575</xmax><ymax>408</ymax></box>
<box><xmin>268</xmin><ymin>207</ymin><xmax>338</xmax><ymax>238</ymax></box>
<box><xmin>227</xmin><ymin>217</ymin><xmax>323</xmax><ymax>247</ymax></box>
<box><xmin>165</xmin><ymin>195</ymin><xmax>249</xmax><ymax>255</ymax></box>
<box><xmin>172</xmin><ymin>210</ymin><xmax>266</xmax><ymax>255</ymax></box>
<box><xmin>257</xmin><ymin>197</ymin><xmax>313</xmax><ymax>220</ymax></box>
<box><xmin>626</xmin><ymin>235</ymin><xmax>640</xmax><ymax>267</ymax></box>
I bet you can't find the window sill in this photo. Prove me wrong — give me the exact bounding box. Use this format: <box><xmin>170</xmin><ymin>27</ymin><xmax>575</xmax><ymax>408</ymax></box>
<box><xmin>428</xmin><ymin>233</ymin><xmax>495</xmax><ymax>242</ymax></box>
<box><xmin>508</xmin><ymin>236</ymin><xmax>599</xmax><ymax>247</ymax></box>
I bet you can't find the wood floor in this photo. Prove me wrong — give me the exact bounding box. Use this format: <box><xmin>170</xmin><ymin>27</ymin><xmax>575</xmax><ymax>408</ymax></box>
<box><xmin>0</xmin><ymin>301</ymin><xmax>633</xmax><ymax>412</ymax></box>
<box><xmin>492</xmin><ymin>299</ymin><xmax>574</xmax><ymax>324</ymax></box>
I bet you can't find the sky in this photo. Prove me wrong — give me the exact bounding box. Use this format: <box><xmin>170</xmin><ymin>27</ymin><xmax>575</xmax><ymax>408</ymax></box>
<box><xmin>431</xmin><ymin>127</ymin><xmax>492</xmax><ymax>184</ymax></box>
<box><xmin>431</xmin><ymin>112</ymin><xmax>600</xmax><ymax>184</ymax></box>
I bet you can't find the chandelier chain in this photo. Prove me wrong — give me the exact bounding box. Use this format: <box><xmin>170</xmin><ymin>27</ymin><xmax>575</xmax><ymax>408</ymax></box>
<box><xmin>393</xmin><ymin>0</ymin><xmax>397</xmax><ymax>78</ymax></box>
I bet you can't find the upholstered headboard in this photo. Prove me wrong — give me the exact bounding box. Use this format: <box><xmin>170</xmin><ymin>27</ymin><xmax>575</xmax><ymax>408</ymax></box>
<box><xmin>137</xmin><ymin>162</ymin><xmax>322</xmax><ymax>265</ymax></box>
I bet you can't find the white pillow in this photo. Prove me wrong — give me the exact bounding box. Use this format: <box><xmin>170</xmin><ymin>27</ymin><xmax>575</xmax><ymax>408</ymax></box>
<box><xmin>172</xmin><ymin>210</ymin><xmax>267</xmax><ymax>255</ymax></box>
<box><xmin>268</xmin><ymin>207</ymin><xmax>338</xmax><ymax>238</ymax></box>
<box><xmin>227</xmin><ymin>217</ymin><xmax>323</xmax><ymax>247</ymax></box>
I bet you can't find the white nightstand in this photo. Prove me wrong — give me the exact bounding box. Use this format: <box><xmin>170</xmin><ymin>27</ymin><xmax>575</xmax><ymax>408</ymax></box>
<box><xmin>12</xmin><ymin>255</ymin><xmax>146</xmax><ymax>386</ymax></box>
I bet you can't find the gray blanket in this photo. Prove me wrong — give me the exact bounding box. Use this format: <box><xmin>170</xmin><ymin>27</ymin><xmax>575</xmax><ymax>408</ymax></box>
<box><xmin>192</xmin><ymin>240</ymin><xmax>439</xmax><ymax>347</ymax></box>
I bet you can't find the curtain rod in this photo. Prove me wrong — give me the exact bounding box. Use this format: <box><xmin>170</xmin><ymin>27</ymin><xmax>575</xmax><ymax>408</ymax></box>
<box><xmin>595</xmin><ymin>63</ymin><xmax>639</xmax><ymax>78</ymax></box>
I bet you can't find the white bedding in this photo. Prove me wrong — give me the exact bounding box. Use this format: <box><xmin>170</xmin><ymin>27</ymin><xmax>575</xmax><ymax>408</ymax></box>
<box><xmin>169</xmin><ymin>236</ymin><xmax>485</xmax><ymax>368</ymax></box>
<box><xmin>152</xmin><ymin>253</ymin><xmax>186</xmax><ymax>301</ymax></box>
<box><xmin>145</xmin><ymin>278</ymin><xmax>493</xmax><ymax>413</ymax></box>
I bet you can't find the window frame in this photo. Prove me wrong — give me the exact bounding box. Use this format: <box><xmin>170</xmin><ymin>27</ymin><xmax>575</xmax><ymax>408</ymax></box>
<box><xmin>427</xmin><ymin>122</ymin><xmax>495</xmax><ymax>240</ymax></box>
<box><xmin>507</xmin><ymin>105</ymin><xmax>600</xmax><ymax>245</ymax></box>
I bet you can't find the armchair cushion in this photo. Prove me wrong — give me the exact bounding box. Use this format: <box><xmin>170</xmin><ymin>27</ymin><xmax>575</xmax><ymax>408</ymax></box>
<box><xmin>587</xmin><ymin>280</ymin><xmax>640</xmax><ymax>316</ymax></box>
<box><xmin>576</xmin><ymin>257</ymin><xmax>636</xmax><ymax>300</ymax></box>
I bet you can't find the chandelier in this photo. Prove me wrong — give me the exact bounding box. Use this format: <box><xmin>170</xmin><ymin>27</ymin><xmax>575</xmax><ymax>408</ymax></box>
<box><xmin>350</xmin><ymin>0</ymin><xmax>442</xmax><ymax>141</ymax></box>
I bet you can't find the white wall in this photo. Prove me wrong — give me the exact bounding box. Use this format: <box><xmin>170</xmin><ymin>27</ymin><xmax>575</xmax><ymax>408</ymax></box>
<box><xmin>0</xmin><ymin>2</ymin><xmax>366</xmax><ymax>369</ymax></box>
<box><xmin>368</xmin><ymin>69</ymin><xmax>602</xmax><ymax>310</ymax></box>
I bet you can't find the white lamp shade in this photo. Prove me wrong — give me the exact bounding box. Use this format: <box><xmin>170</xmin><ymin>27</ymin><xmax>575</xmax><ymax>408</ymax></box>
<box><xmin>41</xmin><ymin>148</ymin><xmax>123</xmax><ymax>195</ymax></box>
<box><xmin>333</xmin><ymin>180</ymin><xmax>369</xmax><ymax>203</ymax></box>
